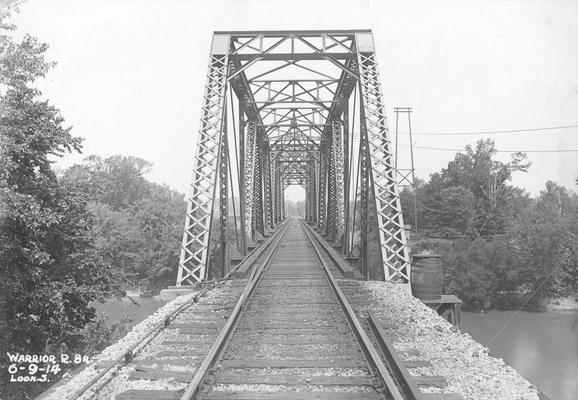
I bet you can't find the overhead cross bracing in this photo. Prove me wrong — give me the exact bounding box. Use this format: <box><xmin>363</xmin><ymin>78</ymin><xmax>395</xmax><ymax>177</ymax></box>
<box><xmin>177</xmin><ymin>30</ymin><xmax>410</xmax><ymax>286</ymax></box>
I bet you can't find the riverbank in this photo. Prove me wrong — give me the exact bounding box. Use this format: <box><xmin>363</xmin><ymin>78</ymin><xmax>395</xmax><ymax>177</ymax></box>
<box><xmin>545</xmin><ymin>296</ymin><xmax>578</xmax><ymax>311</ymax></box>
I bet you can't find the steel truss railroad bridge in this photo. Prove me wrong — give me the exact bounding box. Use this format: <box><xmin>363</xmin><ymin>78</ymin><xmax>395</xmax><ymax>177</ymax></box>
<box><xmin>177</xmin><ymin>30</ymin><xmax>410</xmax><ymax>286</ymax></box>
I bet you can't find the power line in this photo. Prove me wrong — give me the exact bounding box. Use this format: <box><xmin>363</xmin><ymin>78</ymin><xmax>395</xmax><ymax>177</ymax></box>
<box><xmin>397</xmin><ymin>144</ymin><xmax>578</xmax><ymax>153</ymax></box>
<box><xmin>486</xmin><ymin>261</ymin><xmax>562</xmax><ymax>346</ymax></box>
<box><xmin>396</xmin><ymin>124</ymin><xmax>578</xmax><ymax>136</ymax></box>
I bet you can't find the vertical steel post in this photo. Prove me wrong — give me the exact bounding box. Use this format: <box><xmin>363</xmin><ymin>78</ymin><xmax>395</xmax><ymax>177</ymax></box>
<box><xmin>343</xmin><ymin>102</ymin><xmax>350</xmax><ymax>254</ymax></box>
<box><xmin>270</xmin><ymin>157</ymin><xmax>277</xmax><ymax>225</ymax></box>
<box><xmin>308</xmin><ymin>153</ymin><xmax>318</xmax><ymax>224</ymax></box>
<box><xmin>332</xmin><ymin>120</ymin><xmax>345</xmax><ymax>248</ymax></box>
<box><xmin>219</xmin><ymin>113</ymin><xmax>228</xmax><ymax>277</ymax></box>
<box><xmin>280</xmin><ymin>177</ymin><xmax>286</xmax><ymax>221</ymax></box>
<box><xmin>305</xmin><ymin>173</ymin><xmax>310</xmax><ymax>221</ymax></box>
<box><xmin>317</xmin><ymin>139</ymin><xmax>328</xmax><ymax>233</ymax></box>
<box><xmin>253</xmin><ymin>131</ymin><xmax>265</xmax><ymax>238</ymax></box>
<box><xmin>326</xmin><ymin>134</ymin><xmax>337</xmax><ymax>240</ymax></box>
<box><xmin>262</xmin><ymin>139</ymin><xmax>274</xmax><ymax>230</ymax></box>
<box><xmin>244</xmin><ymin>121</ymin><xmax>257</xmax><ymax>241</ymax></box>
<box><xmin>311</xmin><ymin>154</ymin><xmax>318</xmax><ymax>224</ymax></box>
<box><xmin>237</xmin><ymin>100</ymin><xmax>248</xmax><ymax>255</ymax></box>
<box><xmin>274</xmin><ymin>161</ymin><xmax>282</xmax><ymax>224</ymax></box>
<box><xmin>359</xmin><ymin>115</ymin><xmax>370</xmax><ymax>280</ymax></box>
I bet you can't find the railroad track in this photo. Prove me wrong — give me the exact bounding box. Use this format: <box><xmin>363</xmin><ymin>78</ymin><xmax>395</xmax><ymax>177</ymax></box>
<box><xmin>162</xmin><ymin>216</ymin><xmax>414</xmax><ymax>400</ymax></box>
<box><xmin>182</xmin><ymin>218</ymin><xmax>398</xmax><ymax>400</ymax></box>
<box><xmin>53</xmin><ymin>217</ymin><xmax>462</xmax><ymax>400</ymax></box>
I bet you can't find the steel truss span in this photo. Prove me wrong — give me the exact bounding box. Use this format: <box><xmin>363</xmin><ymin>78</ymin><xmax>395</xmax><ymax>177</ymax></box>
<box><xmin>177</xmin><ymin>30</ymin><xmax>410</xmax><ymax>285</ymax></box>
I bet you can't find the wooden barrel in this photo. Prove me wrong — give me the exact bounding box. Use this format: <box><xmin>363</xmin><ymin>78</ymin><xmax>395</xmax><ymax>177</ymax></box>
<box><xmin>411</xmin><ymin>253</ymin><xmax>443</xmax><ymax>300</ymax></box>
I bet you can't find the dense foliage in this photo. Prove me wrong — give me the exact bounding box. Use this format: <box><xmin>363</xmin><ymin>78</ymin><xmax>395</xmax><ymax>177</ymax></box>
<box><xmin>403</xmin><ymin>139</ymin><xmax>530</xmax><ymax>237</ymax></box>
<box><xmin>403</xmin><ymin>140</ymin><xmax>578</xmax><ymax>310</ymax></box>
<box><xmin>0</xmin><ymin>13</ymin><xmax>186</xmax><ymax>396</ymax></box>
<box><xmin>62</xmin><ymin>155</ymin><xmax>186</xmax><ymax>293</ymax></box>
<box><xmin>0</xmin><ymin>21</ymin><xmax>123</xmax><ymax>399</ymax></box>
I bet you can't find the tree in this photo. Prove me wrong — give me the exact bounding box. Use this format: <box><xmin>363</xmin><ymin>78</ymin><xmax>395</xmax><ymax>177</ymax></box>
<box><xmin>419</xmin><ymin>139</ymin><xmax>529</xmax><ymax>237</ymax></box>
<box><xmin>62</xmin><ymin>156</ymin><xmax>186</xmax><ymax>292</ymax></box>
<box><xmin>409</xmin><ymin>139</ymin><xmax>576</xmax><ymax>310</ymax></box>
<box><xmin>421</xmin><ymin>186</ymin><xmax>475</xmax><ymax>234</ymax></box>
<box><xmin>0</xmin><ymin>21</ymin><xmax>121</xmax><ymax>398</ymax></box>
<box><xmin>443</xmin><ymin>181</ymin><xmax>578</xmax><ymax>310</ymax></box>
<box><xmin>507</xmin><ymin>182</ymin><xmax>578</xmax><ymax>303</ymax></box>
<box><xmin>130</xmin><ymin>183</ymin><xmax>184</xmax><ymax>292</ymax></box>
<box><xmin>63</xmin><ymin>155</ymin><xmax>153</xmax><ymax>210</ymax></box>
<box><xmin>443</xmin><ymin>238</ymin><xmax>517</xmax><ymax>309</ymax></box>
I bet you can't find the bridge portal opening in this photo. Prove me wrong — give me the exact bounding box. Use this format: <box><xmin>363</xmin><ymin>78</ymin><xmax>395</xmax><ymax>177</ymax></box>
<box><xmin>285</xmin><ymin>185</ymin><xmax>305</xmax><ymax>217</ymax></box>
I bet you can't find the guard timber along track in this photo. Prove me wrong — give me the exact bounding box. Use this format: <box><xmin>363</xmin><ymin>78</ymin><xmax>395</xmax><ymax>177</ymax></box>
<box><xmin>66</xmin><ymin>218</ymin><xmax>456</xmax><ymax>400</ymax></box>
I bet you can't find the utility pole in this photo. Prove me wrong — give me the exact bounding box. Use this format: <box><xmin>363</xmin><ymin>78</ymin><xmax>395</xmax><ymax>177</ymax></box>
<box><xmin>394</xmin><ymin>107</ymin><xmax>418</xmax><ymax>234</ymax></box>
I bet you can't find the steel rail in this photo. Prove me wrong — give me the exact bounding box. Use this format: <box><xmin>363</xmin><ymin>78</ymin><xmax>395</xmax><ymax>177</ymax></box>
<box><xmin>38</xmin><ymin>282</ymin><xmax>222</xmax><ymax>400</ymax></box>
<box><xmin>367</xmin><ymin>312</ymin><xmax>423</xmax><ymax>400</ymax></box>
<box><xmin>53</xmin><ymin>288</ymin><xmax>208</xmax><ymax>400</ymax></box>
<box><xmin>179</xmin><ymin>220</ymin><xmax>292</xmax><ymax>400</ymax></box>
<box><xmin>218</xmin><ymin>218</ymin><xmax>290</xmax><ymax>280</ymax></box>
<box><xmin>35</xmin><ymin>221</ymin><xmax>289</xmax><ymax>400</ymax></box>
<box><xmin>299</xmin><ymin>218</ymin><xmax>406</xmax><ymax>400</ymax></box>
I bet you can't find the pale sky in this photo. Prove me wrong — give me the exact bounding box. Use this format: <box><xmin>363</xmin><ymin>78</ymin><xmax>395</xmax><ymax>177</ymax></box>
<box><xmin>7</xmin><ymin>0</ymin><xmax>578</xmax><ymax>201</ymax></box>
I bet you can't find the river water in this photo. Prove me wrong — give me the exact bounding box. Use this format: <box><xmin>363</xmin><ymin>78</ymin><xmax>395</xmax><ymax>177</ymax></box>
<box><xmin>461</xmin><ymin>310</ymin><xmax>578</xmax><ymax>400</ymax></box>
<box><xmin>91</xmin><ymin>296</ymin><xmax>169</xmax><ymax>325</ymax></box>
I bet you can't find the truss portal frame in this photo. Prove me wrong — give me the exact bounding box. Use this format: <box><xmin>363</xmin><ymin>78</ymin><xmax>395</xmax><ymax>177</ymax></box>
<box><xmin>177</xmin><ymin>30</ymin><xmax>410</xmax><ymax>285</ymax></box>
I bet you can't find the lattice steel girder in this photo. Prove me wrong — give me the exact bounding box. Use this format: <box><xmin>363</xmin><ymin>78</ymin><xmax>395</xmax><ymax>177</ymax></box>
<box><xmin>222</xmin><ymin>30</ymin><xmax>363</xmax><ymax>59</ymax></box>
<box><xmin>359</xmin><ymin>122</ymin><xmax>370</xmax><ymax>280</ymax></box>
<box><xmin>342</xmin><ymin>100</ymin><xmax>350</xmax><ymax>255</ymax></box>
<box><xmin>177</xmin><ymin>47</ymin><xmax>229</xmax><ymax>286</ymax></box>
<box><xmin>273</xmin><ymin>160</ymin><xmax>282</xmax><ymax>224</ymax></box>
<box><xmin>237</xmin><ymin>98</ymin><xmax>248</xmax><ymax>255</ymax></box>
<box><xmin>331</xmin><ymin>120</ymin><xmax>346</xmax><ymax>245</ymax></box>
<box><xmin>252</xmin><ymin>127</ymin><xmax>265</xmax><ymax>238</ymax></box>
<box><xmin>219</xmin><ymin>115</ymin><xmax>228</xmax><ymax>276</ymax></box>
<box><xmin>243</xmin><ymin>121</ymin><xmax>257</xmax><ymax>241</ymax></box>
<box><xmin>356</xmin><ymin>33</ymin><xmax>411</xmax><ymax>282</ymax></box>
<box><xmin>326</xmin><ymin>132</ymin><xmax>337</xmax><ymax>240</ymax></box>
<box><xmin>317</xmin><ymin>139</ymin><xmax>329</xmax><ymax>233</ymax></box>
<box><xmin>271</xmin><ymin>161</ymin><xmax>277</xmax><ymax>225</ymax></box>
<box><xmin>262</xmin><ymin>138</ymin><xmax>274</xmax><ymax>229</ymax></box>
<box><xmin>307</xmin><ymin>156</ymin><xmax>318</xmax><ymax>224</ymax></box>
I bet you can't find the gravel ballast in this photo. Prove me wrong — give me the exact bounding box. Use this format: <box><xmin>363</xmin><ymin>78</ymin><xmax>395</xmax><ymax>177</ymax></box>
<box><xmin>36</xmin><ymin>282</ymin><xmax>243</xmax><ymax>400</ymax></box>
<box><xmin>360</xmin><ymin>281</ymin><xmax>540</xmax><ymax>400</ymax></box>
<box><xmin>37</xmin><ymin>275</ymin><xmax>540</xmax><ymax>399</ymax></box>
